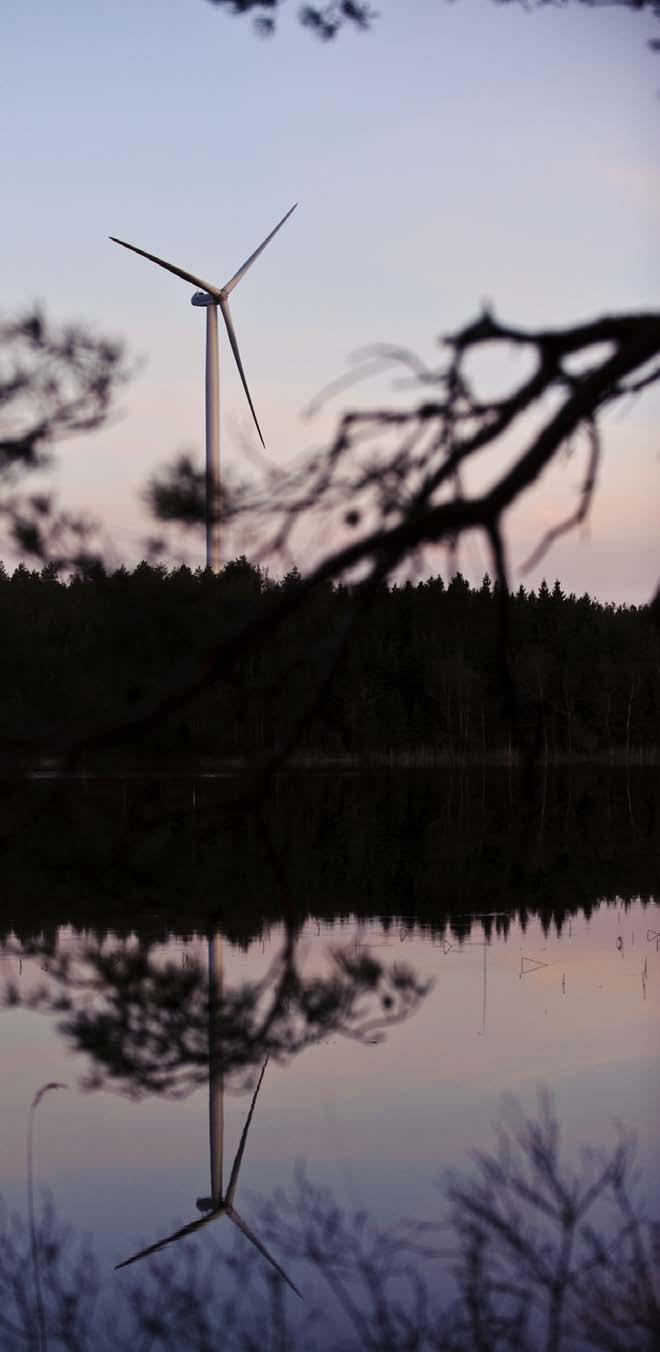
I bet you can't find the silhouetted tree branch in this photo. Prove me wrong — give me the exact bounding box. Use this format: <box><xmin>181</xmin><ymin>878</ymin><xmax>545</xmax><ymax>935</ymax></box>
<box><xmin>68</xmin><ymin>306</ymin><xmax>659</xmax><ymax>766</ymax></box>
<box><xmin>0</xmin><ymin>309</ymin><xmax>129</xmax><ymax>569</ymax></box>
<box><xmin>0</xmin><ymin>302</ymin><xmax>658</xmax><ymax>777</ymax></box>
<box><xmin>0</xmin><ymin>302</ymin><xmax>658</xmax><ymax>783</ymax></box>
<box><xmin>202</xmin><ymin>0</ymin><xmax>660</xmax><ymax>48</ymax></box>
<box><xmin>204</xmin><ymin>0</ymin><xmax>376</xmax><ymax>40</ymax></box>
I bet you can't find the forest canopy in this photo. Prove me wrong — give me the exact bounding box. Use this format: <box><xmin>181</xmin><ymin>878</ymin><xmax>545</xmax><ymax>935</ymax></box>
<box><xmin>0</xmin><ymin>559</ymin><xmax>657</xmax><ymax>765</ymax></box>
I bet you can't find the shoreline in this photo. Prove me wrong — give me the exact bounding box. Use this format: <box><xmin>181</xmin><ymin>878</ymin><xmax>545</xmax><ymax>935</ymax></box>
<box><xmin>4</xmin><ymin>746</ymin><xmax>658</xmax><ymax>778</ymax></box>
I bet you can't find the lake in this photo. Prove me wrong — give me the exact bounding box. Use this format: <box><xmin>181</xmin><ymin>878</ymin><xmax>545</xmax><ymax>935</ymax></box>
<box><xmin>1</xmin><ymin>769</ymin><xmax>658</xmax><ymax>1349</ymax></box>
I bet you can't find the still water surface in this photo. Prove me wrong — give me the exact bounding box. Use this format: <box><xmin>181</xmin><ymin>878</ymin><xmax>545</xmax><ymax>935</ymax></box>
<box><xmin>1</xmin><ymin>894</ymin><xmax>658</xmax><ymax>1345</ymax></box>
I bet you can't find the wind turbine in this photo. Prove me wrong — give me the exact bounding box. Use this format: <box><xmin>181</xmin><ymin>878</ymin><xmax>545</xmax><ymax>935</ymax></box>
<box><xmin>115</xmin><ymin>935</ymin><xmax>301</xmax><ymax>1298</ymax></box>
<box><xmin>110</xmin><ymin>205</ymin><xmax>297</xmax><ymax>571</ymax></box>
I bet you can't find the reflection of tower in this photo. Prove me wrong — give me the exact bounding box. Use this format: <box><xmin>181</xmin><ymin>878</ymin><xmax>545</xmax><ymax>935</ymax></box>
<box><xmin>482</xmin><ymin>938</ymin><xmax>488</xmax><ymax>1036</ymax></box>
<box><xmin>116</xmin><ymin>934</ymin><xmax>301</xmax><ymax>1296</ymax></box>
<box><xmin>197</xmin><ymin>935</ymin><xmax>224</xmax><ymax>1210</ymax></box>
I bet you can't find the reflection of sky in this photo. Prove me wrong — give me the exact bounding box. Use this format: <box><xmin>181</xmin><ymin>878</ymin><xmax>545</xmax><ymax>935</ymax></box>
<box><xmin>1</xmin><ymin>900</ymin><xmax>658</xmax><ymax>1292</ymax></box>
<box><xmin>2</xmin><ymin>0</ymin><xmax>659</xmax><ymax>597</ymax></box>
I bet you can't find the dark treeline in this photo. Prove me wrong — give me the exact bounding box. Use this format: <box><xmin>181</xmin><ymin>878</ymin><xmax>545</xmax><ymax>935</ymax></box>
<box><xmin>2</xmin><ymin>768</ymin><xmax>658</xmax><ymax>945</ymax></box>
<box><xmin>0</xmin><ymin>558</ymin><xmax>658</xmax><ymax>763</ymax></box>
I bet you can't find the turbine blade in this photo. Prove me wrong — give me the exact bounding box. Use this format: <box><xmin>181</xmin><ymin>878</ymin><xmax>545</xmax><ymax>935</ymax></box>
<box><xmin>223</xmin><ymin>204</ymin><xmax>297</xmax><ymax>296</ymax></box>
<box><xmin>226</xmin><ymin>1059</ymin><xmax>269</xmax><ymax>1205</ymax></box>
<box><xmin>219</xmin><ymin>297</ymin><xmax>265</xmax><ymax>448</ymax></box>
<box><xmin>109</xmin><ymin>237</ymin><xmax>222</xmax><ymax>300</ymax></box>
<box><xmin>227</xmin><ymin>1205</ymin><xmax>303</xmax><ymax>1298</ymax></box>
<box><xmin>114</xmin><ymin>1209</ymin><xmax>221</xmax><ymax>1270</ymax></box>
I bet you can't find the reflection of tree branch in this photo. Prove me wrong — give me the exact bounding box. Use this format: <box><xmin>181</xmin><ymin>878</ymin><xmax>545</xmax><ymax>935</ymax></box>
<box><xmin>445</xmin><ymin>1093</ymin><xmax>660</xmax><ymax>1351</ymax></box>
<box><xmin>1</xmin><ymin>1095</ymin><xmax>657</xmax><ymax>1349</ymax></box>
<box><xmin>3</xmin><ymin>935</ymin><xmax>431</xmax><ymax>1099</ymax></box>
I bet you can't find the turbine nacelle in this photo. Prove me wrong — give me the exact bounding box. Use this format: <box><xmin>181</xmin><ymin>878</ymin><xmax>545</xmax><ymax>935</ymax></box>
<box><xmin>191</xmin><ymin>290</ymin><xmax>217</xmax><ymax>307</ymax></box>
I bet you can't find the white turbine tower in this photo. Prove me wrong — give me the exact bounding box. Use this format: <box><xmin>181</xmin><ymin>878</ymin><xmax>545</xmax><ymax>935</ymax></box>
<box><xmin>110</xmin><ymin>205</ymin><xmax>297</xmax><ymax>570</ymax></box>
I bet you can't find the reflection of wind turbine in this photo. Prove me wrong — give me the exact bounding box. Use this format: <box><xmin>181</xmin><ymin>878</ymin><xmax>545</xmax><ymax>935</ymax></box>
<box><xmin>110</xmin><ymin>205</ymin><xmax>297</xmax><ymax>570</ymax></box>
<box><xmin>116</xmin><ymin>936</ymin><xmax>301</xmax><ymax>1297</ymax></box>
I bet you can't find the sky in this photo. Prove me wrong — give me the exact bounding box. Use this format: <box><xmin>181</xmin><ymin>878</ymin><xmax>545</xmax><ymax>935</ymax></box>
<box><xmin>2</xmin><ymin>0</ymin><xmax>659</xmax><ymax>601</ymax></box>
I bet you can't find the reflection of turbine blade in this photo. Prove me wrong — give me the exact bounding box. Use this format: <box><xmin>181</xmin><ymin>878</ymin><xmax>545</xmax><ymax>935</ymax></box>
<box><xmin>219</xmin><ymin>297</ymin><xmax>265</xmax><ymax>448</ymax></box>
<box><xmin>109</xmin><ymin>237</ymin><xmax>222</xmax><ymax>299</ymax></box>
<box><xmin>520</xmin><ymin>956</ymin><xmax>548</xmax><ymax>975</ymax></box>
<box><xmin>223</xmin><ymin>204</ymin><xmax>297</xmax><ymax>296</ymax></box>
<box><xmin>115</xmin><ymin>1208</ymin><xmax>220</xmax><ymax>1270</ymax></box>
<box><xmin>226</xmin><ymin>1205</ymin><xmax>302</xmax><ymax>1298</ymax></box>
<box><xmin>226</xmin><ymin>1059</ymin><xmax>269</xmax><ymax>1206</ymax></box>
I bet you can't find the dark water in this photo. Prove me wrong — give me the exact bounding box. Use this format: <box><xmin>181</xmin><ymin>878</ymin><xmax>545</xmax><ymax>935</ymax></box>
<box><xmin>1</xmin><ymin>770</ymin><xmax>658</xmax><ymax>1349</ymax></box>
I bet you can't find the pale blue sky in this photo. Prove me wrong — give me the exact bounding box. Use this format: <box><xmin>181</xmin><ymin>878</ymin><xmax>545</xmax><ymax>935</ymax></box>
<box><xmin>2</xmin><ymin>0</ymin><xmax>658</xmax><ymax>598</ymax></box>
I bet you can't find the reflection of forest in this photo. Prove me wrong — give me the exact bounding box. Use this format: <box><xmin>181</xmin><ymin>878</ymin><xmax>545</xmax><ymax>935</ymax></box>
<box><xmin>2</xmin><ymin>768</ymin><xmax>658</xmax><ymax>943</ymax></box>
